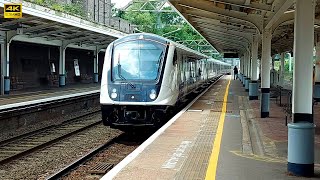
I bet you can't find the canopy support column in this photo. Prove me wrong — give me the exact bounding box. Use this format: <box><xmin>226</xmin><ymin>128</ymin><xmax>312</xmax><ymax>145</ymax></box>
<box><xmin>288</xmin><ymin>0</ymin><xmax>315</xmax><ymax>177</ymax></box>
<box><xmin>245</xmin><ymin>52</ymin><xmax>250</xmax><ymax>92</ymax></box>
<box><xmin>260</xmin><ymin>29</ymin><xmax>272</xmax><ymax>118</ymax></box>
<box><xmin>93</xmin><ymin>47</ymin><xmax>99</xmax><ymax>83</ymax></box>
<box><xmin>59</xmin><ymin>45</ymin><xmax>67</xmax><ymax>87</ymax></box>
<box><xmin>249</xmin><ymin>35</ymin><xmax>259</xmax><ymax>100</ymax></box>
<box><xmin>279</xmin><ymin>52</ymin><xmax>285</xmax><ymax>86</ymax></box>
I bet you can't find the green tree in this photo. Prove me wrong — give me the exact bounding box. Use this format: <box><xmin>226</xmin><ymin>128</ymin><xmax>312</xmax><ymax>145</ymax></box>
<box><xmin>115</xmin><ymin>3</ymin><xmax>215</xmax><ymax>56</ymax></box>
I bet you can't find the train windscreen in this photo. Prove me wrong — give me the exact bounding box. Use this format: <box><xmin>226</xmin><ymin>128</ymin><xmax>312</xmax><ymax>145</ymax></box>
<box><xmin>112</xmin><ymin>39</ymin><xmax>166</xmax><ymax>81</ymax></box>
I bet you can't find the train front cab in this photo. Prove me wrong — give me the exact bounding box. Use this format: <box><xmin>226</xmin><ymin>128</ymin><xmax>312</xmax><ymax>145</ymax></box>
<box><xmin>100</xmin><ymin>34</ymin><xmax>178</xmax><ymax>129</ymax></box>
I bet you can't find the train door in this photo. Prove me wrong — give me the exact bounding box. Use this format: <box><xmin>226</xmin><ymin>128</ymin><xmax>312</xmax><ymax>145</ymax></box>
<box><xmin>173</xmin><ymin>49</ymin><xmax>179</xmax><ymax>91</ymax></box>
<box><xmin>182</xmin><ymin>55</ymin><xmax>187</xmax><ymax>95</ymax></box>
<box><xmin>176</xmin><ymin>49</ymin><xmax>184</xmax><ymax>97</ymax></box>
<box><xmin>196</xmin><ymin>60</ymin><xmax>201</xmax><ymax>81</ymax></box>
<box><xmin>202</xmin><ymin>59</ymin><xmax>207</xmax><ymax>81</ymax></box>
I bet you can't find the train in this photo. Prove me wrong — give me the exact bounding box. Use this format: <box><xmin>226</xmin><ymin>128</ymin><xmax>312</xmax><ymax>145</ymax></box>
<box><xmin>100</xmin><ymin>33</ymin><xmax>231</xmax><ymax>130</ymax></box>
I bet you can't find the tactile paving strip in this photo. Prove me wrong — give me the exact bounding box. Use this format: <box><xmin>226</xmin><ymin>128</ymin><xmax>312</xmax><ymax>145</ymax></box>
<box><xmin>174</xmin><ymin>111</ymin><xmax>221</xmax><ymax>180</ymax></box>
<box><xmin>173</xmin><ymin>79</ymin><xmax>231</xmax><ymax>179</ymax></box>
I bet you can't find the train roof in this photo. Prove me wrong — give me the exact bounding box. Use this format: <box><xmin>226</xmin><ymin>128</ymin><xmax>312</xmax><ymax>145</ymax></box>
<box><xmin>116</xmin><ymin>33</ymin><xmax>231</xmax><ymax>66</ymax></box>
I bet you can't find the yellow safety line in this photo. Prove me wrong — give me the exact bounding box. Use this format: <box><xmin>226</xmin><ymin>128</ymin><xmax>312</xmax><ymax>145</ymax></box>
<box><xmin>205</xmin><ymin>77</ymin><xmax>231</xmax><ymax>180</ymax></box>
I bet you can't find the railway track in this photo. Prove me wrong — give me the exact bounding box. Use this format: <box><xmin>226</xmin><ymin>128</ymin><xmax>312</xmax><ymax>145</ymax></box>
<box><xmin>46</xmin><ymin>134</ymin><xmax>123</xmax><ymax>180</ymax></box>
<box><xmin>0</xmin><ymin>111</ymin><xmax>101</xmax><ymax>165</ymax></box>
<box><xmin>47</xmin><ymin>132</ymin><xmax>150</xmax><ymax>180</ymax></box>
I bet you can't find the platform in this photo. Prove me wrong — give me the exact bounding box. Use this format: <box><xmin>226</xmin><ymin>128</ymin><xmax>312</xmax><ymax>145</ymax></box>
<box><xmin>0</xmin><ymin>83</ymin><xmax>100</xmax><ymax>111</ymax></box>
<box><xmin>103</xmin><ymin>75</ymin><xmax>320</xmax><ymax>179</ymax></box>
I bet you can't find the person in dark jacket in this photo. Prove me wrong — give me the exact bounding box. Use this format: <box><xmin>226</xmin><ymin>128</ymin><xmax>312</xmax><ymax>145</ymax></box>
<box><xmin>233</xmin><ymin>66</ymin><xmax>238</xmax><ymax>80</ymax></box>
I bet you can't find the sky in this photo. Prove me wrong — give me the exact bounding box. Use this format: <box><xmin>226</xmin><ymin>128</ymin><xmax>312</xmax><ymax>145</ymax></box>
<box><xmin>111</xmin><ymin>0</ymin><xmax>132</xmax><ymax>8</ymax></box>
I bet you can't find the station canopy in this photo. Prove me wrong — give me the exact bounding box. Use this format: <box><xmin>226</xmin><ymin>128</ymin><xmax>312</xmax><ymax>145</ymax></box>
<box><xmin>0</xmin><ymin>1</ymin><xmax>126</xmax><ymax>50</ymax></box>
<box><xmin>168</xmin><ymin>0</ymin><xmax>320</xmax><ymax>56</ymax></box>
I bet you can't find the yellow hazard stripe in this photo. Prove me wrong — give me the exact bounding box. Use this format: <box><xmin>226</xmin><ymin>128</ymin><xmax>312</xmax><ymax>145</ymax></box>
<box><xmin>205</xmin><ymin>77</ymin><xmax>231</xmax><ymax>180</ymax></box>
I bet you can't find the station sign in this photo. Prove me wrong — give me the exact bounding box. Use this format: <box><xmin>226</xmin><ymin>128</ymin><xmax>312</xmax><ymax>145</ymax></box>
<box><xmin>223</xmin><ymin>53</ymin><xmax>239</xmax><ymax>58</ymax></box>
<box><xmin>4</xmin><ymin>4</ymin><xmax>22</xmax><ymax>18</ymax></box>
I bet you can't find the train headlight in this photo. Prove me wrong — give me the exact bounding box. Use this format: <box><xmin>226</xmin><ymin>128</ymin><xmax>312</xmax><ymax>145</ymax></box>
<box><xmin>112</xmin><ymin>88</ymin><xmax>117</xmax><ymax>93</ymax></box>
<box><xmin>111</xmin><ymin>92</ymin><xmax>117</xmax><ymax>99</ymax></box>
<box><xmin>149</xmin><ymin>89</ymin><xmax>157</xmax><ymax>100</ymax></box>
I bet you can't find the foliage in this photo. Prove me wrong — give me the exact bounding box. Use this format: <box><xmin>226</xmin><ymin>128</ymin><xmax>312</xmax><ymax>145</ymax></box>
<box><xmin>24</xmin><ymin>0</ymin><xmax>85</xmax><ymax>18</ymax></box>
<box><xmin>274</xmin><ymin>58</ymin><xmax>293</xmax><ymax>72</ymax></box>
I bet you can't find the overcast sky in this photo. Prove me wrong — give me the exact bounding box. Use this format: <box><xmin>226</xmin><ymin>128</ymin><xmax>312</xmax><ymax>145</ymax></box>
<box><xmin>111</xmin><ymin>0</ymin><xmax>132</xmax><ymax>8</ymax></box>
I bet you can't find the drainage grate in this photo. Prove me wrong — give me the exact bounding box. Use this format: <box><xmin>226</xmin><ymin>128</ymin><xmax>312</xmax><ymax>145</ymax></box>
<box><xmin>89</xmin><ymin>163</ymin><xmax>114</xmax><ymax>174</ymax></box>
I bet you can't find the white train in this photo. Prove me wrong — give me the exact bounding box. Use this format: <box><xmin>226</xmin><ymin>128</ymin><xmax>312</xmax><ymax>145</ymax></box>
<box><xmin>100</xmin><ymin>33</ymin><xmax>231</xmax><ymax>130</ymax></box>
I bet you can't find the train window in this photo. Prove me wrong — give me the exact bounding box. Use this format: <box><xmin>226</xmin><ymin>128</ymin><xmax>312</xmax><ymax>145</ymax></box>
<box><xmin>198</xmin><ymin>60</ymin><xmax>202</xmax><ymax>77</ymax></box>
<box><xmin>179</xmin><ymin>56</ymin><xmax>185</xmax><ymax>83</ymax></box>
<box><xmin>173</xmin><ymin>49</ymin><xmax>177</xmax><ymax>65</ymax></box>
<box><xmin>185</xmin><ymin>58</ymin><xmax>190</xmax><ymax>80</ymax></box>
<box><xmin>189</xmin><ymin>62</ymin><xmax>193</xmax><ymax>77</ymax></box>
<box><xmin>111</xmin><ymin>39</ymin><xmax>166</xmax><ymax>81</ymax></box>
<box><xmin>190</xmin><ymin>61</ymin><xmax>195</xmax><ymax>78</ymax></box>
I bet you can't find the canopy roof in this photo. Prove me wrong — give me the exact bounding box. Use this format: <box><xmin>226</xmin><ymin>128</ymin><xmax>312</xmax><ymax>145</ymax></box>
<box><xmin>168</xmin><ymin>0</ymin><xmax>320</xmax><ymax>56</ymax></box>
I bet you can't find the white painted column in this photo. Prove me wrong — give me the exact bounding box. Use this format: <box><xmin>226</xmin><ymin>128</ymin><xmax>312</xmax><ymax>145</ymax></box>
<box><xmin>0</xmin><ymin>42</ymin><xmax>5</xmax><ymax>95</ymax></box>
<box><xmin>242</xmin><ymin>54</ymin><xmax>247</xmax><ymax>87</ymax></box>
<box><xmin>59</xmin><ymin>45</ymin><xmax>66</xmax><ymax>87</ymax></box>
<box><xmin>247</xmin><ymin>54</ymin><xmax>250</xmax><ymax>74</ymax></box>
<box><xmin>242</xmin><ymin>55</ymin><xmax>245</xmax><ymax>76</ymax></box>
<box><xmin>248</xmin><ymin>51</ymin><xmax>252</xmax><ymax>78</ymax></box>
<box><xmin>260</xmin><ymin>28</ymin><xmax>272</xmax><ymax>118</ymax></box>
<box><xmin>93</xmin><ymin>48</ymin><xmax>99</xmax><ymax>83</ymax></box>
<box><xmin>251</xmin><ymin>36</ymin><xmax>259</xmax><ymax>81</ymax></box>
<box><xmin>239</xmin><ymin>56</ymin><xmax>244</xmax><ymax>83</ymax></box>
<box><xmin>292</xmin><ymin>0</ymin><xmax>314</xmax><ymax>123</ymax></box>
<box><xmin>2</xmin><ymin>34</ymin><xmax>10</xmax><ymax>94</ymax></box>
<box><xmin>288</xmin><ymin>0</ymin><xmax>315</xmax><ymax>177</ymax></box>
<box><xmin>241</xmin><ymin>55</ymin><xmax>244</xmax><ymax>74</ymax></box>
<box><xmin>288</xmin><ymin>52</ymin><xmax>292</xmax><ymax>72</ymax></box>
<box><xmin>249</xmin><ymin>35</ymin><xmax>259</xmax><ymax>100</ymax></box>
<box><xmin>257</xmin><ymin>59</ymin><xmax>260</xmax><ymax>80</ymax></box>
<box><xmin>244</xmin><ymin>51</ymin><xmax>250</xmax><ymax>91</ymax></box>
<box><xmin>280</xmin><ymin>52</ymin><xmax>285</xmax><ymax>86</ymax></box>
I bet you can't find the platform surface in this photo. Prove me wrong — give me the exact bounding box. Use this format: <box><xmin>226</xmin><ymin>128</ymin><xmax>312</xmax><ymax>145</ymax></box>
<box><xmin>103</xmin><ymin>75</ymin><xmax>320</xmax><ymax>180</ymax></box>
<box><xmin>0</xmin><ymin>83</ymin><xmax>100</xmax><ymax>110</ymax></box>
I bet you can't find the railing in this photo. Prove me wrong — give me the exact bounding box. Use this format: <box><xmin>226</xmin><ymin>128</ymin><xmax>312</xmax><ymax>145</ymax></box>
<box><xmin>279</xmin><ymin>87</ymin><xmax>316</xmax><ymax>125</ymax></box>
<box><xmin>284</xmin><ymin>90</ymin><xmax>292</xmax><ymax>125</ymax></box>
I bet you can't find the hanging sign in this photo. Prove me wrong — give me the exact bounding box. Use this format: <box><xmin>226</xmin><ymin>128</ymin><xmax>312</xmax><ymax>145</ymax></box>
<box><xmin>74</xmin><ymin>59</ymin><xmax>80</xmax><ymax>76</ymax></box>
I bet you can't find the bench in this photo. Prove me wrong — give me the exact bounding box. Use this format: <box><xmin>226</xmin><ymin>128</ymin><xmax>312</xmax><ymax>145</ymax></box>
<box><xmin>284</xmin><ymin>90</ymin><xmax>292</xmax><ymax>125</ymax></box>
<box><xmin>10</xmin><ymin>76</ymin><xmax>26</xmax><ymax>90</ymax></box>
<box><xmin>270</xmin><ymin>85</ymin><xmax>282</xmax><ymax>104</ymax></box>
<box><xmin>47</xmin><ymin>75</ymin><xmax>59</xmax><ymax>87</ymax></box>
<box><xmin>283</xmin><ymin>90</ymin><xmax>317</xmax><ymax>125</ymax></box>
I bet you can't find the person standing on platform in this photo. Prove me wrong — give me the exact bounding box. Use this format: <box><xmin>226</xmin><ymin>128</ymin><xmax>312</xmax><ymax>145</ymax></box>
<box><xmin>233</xmin><ymin>66</ymin><xmax>238</xmax><ymax>80</ymax></box>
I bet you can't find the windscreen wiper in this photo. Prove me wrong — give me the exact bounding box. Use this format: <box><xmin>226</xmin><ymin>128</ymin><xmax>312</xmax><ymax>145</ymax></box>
<box><xmin>117</xmin><ymin>64</ymin><xmax>136</xmax><ymax>89</ymax></box>
<box><xmin>158</xmin><ymin>51</ymin><xmax>164</xmax><ymax>62</ymax></box>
